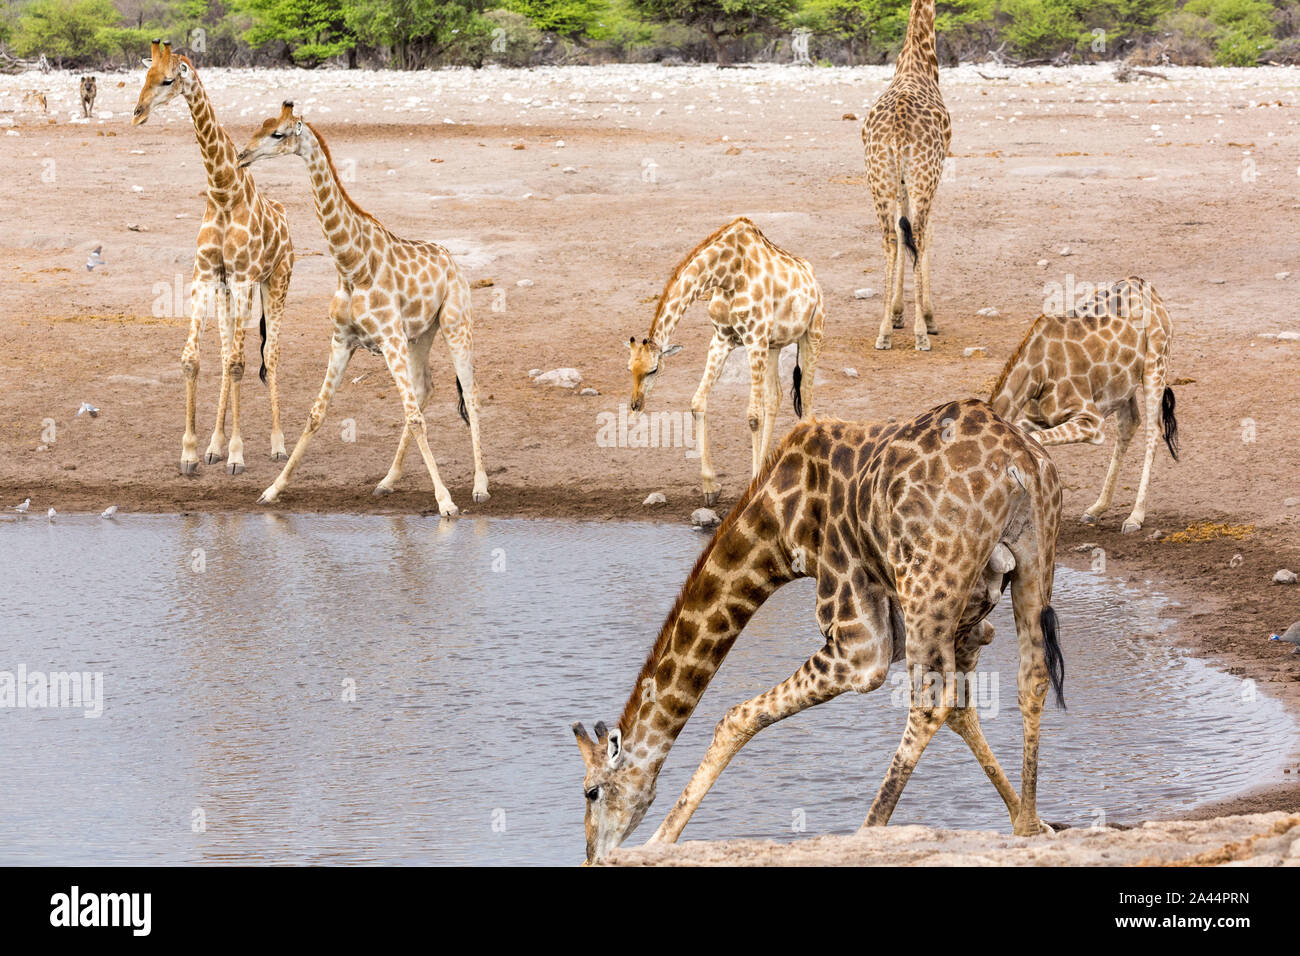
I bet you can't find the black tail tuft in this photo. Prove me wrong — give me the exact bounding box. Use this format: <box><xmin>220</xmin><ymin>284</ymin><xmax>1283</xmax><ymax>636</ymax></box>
<box><xmin>455</xmin><ymin>376</ymin><xmax>469</xmax><ymax>426</ymax></box>
<box><xmin>258</xmin><ymin>313</ymin><xmax>268</xmax><ymax>385</ymax></box>
<box><xmin>791</xmin><ymin>362</ymin><xmax>804</xmax><ymax>418</ymax></box>
<box><xmin>1041</xmin><ymin>606</ymin><xmax>1065</xmax><ymax>710</ymax></box>
<box><xmin>1161</xmin><ymin>386</ymin><xmax>1179</xmax><ymax>462</ymax></box>
<box><xmin>898</xmin><ymin>216</ymin><xmax>918</xmax><ymax>266</ymax></box>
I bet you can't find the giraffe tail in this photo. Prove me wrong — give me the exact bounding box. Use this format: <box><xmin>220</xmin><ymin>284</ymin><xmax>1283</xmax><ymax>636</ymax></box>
<box><xmin>791</xmin><ymin>360</ymin><xmax>803</xmax><ymax>418</ymax></box>
<box><xmin>1041</xmin><ymin>606</ymin><xmax>1065</xmax><ymax>709</ymax></box>
<box><xmin>455</xmin><ymin>376</ymin><xmax>469</xmax><ymax>426</ymax></box>
<box><xmin>1160</xmin><ymin>387</ymin><xmax>1179</xmax><ymax>461</ymax></box>
<box><xmin>258</xmin><ymin>312</ymin><xmax>268</xmax><ymax>385</ymax></box>
<box><xmin>898</xmin><ymin>216</ymin><xmax>918</xmax><ymax>266</ymax></box>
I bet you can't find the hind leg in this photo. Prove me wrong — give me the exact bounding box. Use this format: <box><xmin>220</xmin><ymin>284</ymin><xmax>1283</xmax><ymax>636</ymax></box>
<box><xmin>918</xmin><ymin>219</ymin><xmax>938</xmax><ymax>337</ymax></box>
<box><xmin>1123</xmin><ymin>371</ymin><xmax>1165</xmax><ymax>534</ymax></box>
<box><xmin>204</xmin><ymin>285</ymin><xmax>233</xmax><ymax>465</ymax></box>
<box><xmin>909</xmin><ymin>197</ymin><xmax>936</xmax><ymax>350</ymax></box>
<box><xmin>1009</xmin><ymin>571</ymin><xmax>1056</xmax><ymax>836</ymax></box>
<box><xmin>759</xmin><ymin>345</ymin><xmax>781</xmax><ymax>464</ymax></box>
<box><xmin>873</xmin><ymin>193</ymin><xmax>902</xmax><ymax>350</ymax></box>
<box><xmin>374</xmin><ymin>333</ymin><xmax>433</xmax><ymax>497</ymax></box>
<box><xmin>1083</xmin><ymin>395</ymin><xmax>1139</xmax><ymax>525</ymax></box>
<box><xmin>265</xmin><ymin>268</ymin><xmax>290</xmax><ymax>462</ymax></box>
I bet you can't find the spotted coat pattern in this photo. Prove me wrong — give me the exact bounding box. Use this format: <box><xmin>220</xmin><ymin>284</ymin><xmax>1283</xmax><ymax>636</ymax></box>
<box><xmin>574</xmin><ymin>400</ymin><xmax>1063</xmax><ymax>863</ymax></box>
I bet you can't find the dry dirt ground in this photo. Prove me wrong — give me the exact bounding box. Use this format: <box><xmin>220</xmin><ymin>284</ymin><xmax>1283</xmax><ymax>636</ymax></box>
<box><xmin>1</xmin><ymin>64</ymin><xmax>1298</xmax><ymax>858</ymax></box>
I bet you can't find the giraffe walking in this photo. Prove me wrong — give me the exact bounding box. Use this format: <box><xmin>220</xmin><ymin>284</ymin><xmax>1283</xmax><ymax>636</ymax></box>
<box><xmin>626</xmin><ymin>217</ymin><xmax>825</xmax><ymax>505</ymax></box>
<box><xmin>133</xmin><ymin>40</ymin><xmax>293</xmax><ymax>476</ymax></box>
<box><xmin>864</xmin><ymin>0</ymin><xmax>951</xmax><ymax>351</ymax></box>
<box><xmin>237</xmin><ymin>103</ymin><xmax>488</xmax><ymax>517</ymax></box>
<box><xmin>991</xmin><ymin>276</ymin><xmax>1179</xmax><ymax>534</ymax></box>
<box><xmin>573</xmin><ymin>400</ymin><xmax>1064</xmax><ymax>864</ymax></box>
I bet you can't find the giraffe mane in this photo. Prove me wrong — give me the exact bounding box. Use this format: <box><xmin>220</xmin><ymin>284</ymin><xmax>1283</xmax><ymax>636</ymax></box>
<box><xmin>647</xmin><ymin>216</ymin><xmax>759</xmax><ymax>342</ymax></box>
<box><xmin>304</xmin><ymin>121</ymin><xmax>381</xmax><ymax>228</ymax></box>
<box><xmin>990</xmin><ymin>313</ymin><xmax>1051</xmax><ymax>402</ymax></box>
<box><xmin>617</xmin><ymin>424</ymin><xmax>805</xmax><ymax>736</ymax></box>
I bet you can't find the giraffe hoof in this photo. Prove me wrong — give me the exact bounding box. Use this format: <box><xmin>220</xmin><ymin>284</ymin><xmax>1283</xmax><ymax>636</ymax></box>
<box><xmin>473</xmin><ymin>490</ymin><xmax>490</xmax><ymax>504</ymax></box>
<box><xmin>257</xmin><ymin>486</ymin><xmax>279</xmax><ymax>505</ymax></box>
<box><xmin>891</xmin><ymin>318</ymin><xmax>904</xmax><ymax>329</ymax></box>
<box><xmin>439</xmin><ymin>504</ymin><xmax>460</xmax><ymax>519</ymax></box>
<box><xmin>703</xmin><ymin>490</ymin><xmax>720</xmax><ymax>507</ymax></box>
<box><xmin>270</xmin><ymin>451</ymin><xmax>288</xmax><ymax>462</ymax></box>
<box><xmin>915</xmin><ymin>337</ymin><xmax>931</xmax><ymax>352</ymax></box>
<box><xmin>1080</xmin><ymin>512</ymin><xmax>1099</xmax><ymax>526</ymax></box>
<box><xmin>874</xmin><ymin>338</ymin><xmax>892</xmax><ymax>351</ymax></box>
<box><xmin>373</xmin><ymin>485</ymin><xmax>394</xmax><ymax>497</ymax></box>
<box><xmin>227</xmin><ymin>462</ymin><xmax>245</xmax><ymax>476</ymax></box>
<box><xmin>205</xmin><ymin>452</ymin><xmax>224</xmax><ymax>465</ymax></box>
<box><xmin>180</xmin><ymin>461</ymin><xmax>199</xmax><ymax>477</ymax></box>
<box><xmin>1121</xmin><ymin>518</ymin><xmax>1142</xmax><ymax>534</ymax></box>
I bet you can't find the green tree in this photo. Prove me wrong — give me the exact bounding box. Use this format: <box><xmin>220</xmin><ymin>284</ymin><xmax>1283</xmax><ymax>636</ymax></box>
<box><xmin>344</xmin><ymin>0</ymin><xmax>491</xmax><ymax>68</ymax></box>
<box><xmin>1183</xmin><ymin>0</ymin><xmax>1274</xmax><ymax>64</ymax></box>
<box><xmin>13</xmin><ymin>0</ymin><xmax>121</xmax><ymax>66</ymax></box>
<box><xmin>235</xmin><ymin>0</ymin><xmax>354</xmax><ymax>66</ymax></box>
<box><xmin>631</xmin><ymin>0</ymin><xmax>799</xmax><ymax>64</ymax></box>
<box><xmin>506</xmin><ymin>0</ymin><xmax>610</xmax><ymax>39</ymax></box>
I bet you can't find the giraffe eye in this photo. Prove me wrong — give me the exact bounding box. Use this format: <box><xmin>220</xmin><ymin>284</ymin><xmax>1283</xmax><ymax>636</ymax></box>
<box><xmin>160</xmin><ymin>79</ymin><xmax>174</xmax><ymax>87</ymax></box>
<box><xmin>270</xmin><ymin>132</ymin><xmax>284</xmax><ymax>140</ymax></box>
<box><xmin>585</xmin><ymin>787</ymin><xmax>600</xmax><ymax>802</ymax></box>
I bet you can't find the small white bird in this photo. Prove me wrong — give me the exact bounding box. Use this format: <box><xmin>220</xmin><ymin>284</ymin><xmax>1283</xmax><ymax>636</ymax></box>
<box><xmin>85</xmin><ymin>245</ymin><xmax>105</xmax><ymax>271</ymax></box>
<box><xmin>47</xmin><ymin>507</ymin><xmax>56</xmax><ymax>520</ymax></box>
<box><xmin>77</xmin><ymin>401</ymin><xmax>99</xmax><ymax>418</ymax></box>
<box><xmin>100</xmin><ymin>505</ymin><xmax>117</xmax><ymax>519</ymax></box>
<box><xmin>12</xmin><ymin>497</ymin><xmax>30</xmax><ymax>513</ymax></box>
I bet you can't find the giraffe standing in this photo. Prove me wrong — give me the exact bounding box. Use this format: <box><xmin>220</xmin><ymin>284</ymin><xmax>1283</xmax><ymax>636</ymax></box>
<box><xmin>237</xmin><ymin>103</ymin><xmax>488</xmax><ymax>517</ymax></box>
<box><xmin>627</xmin><ymin>217</ymin><xmax>825</xmax><ymax>505</ymax></box>
<box><xmin>573</xmin><ymin>399</ymin><xmax>1064</xmax><ymax>864</ymax></box>
<box><xmin>132</xmin><ymin>40</ymin><xmax>293</xmax><ymax>476</ymax></box>
<box><xmin>991</xmin><ymin>276</ymin><xmax>1178</xmax><ymax>534</ymax></box>
<box><xmin>863</xmin><ymin>0</ymin><xmax>951</xmax><ymax>351</ymax></box>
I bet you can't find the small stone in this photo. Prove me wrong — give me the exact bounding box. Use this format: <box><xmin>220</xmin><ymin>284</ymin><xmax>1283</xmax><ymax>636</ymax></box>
<box><xmin>1278</xmin><ymin>332</ymin><xmax>1300</xmax><ymax>341</ymax></box>
<box><xmin>976</xmin><ymin>307</ymin><xmax>1000</xmax><ymax>317</ymax></box>
<box><xmin>516</xmin><ymin>279</ymin><xmax>534</xmax><ymax>288</ymax></box>
<box><xmin>1071</xmin><ymin>543</ymin><xmax>1098</xmax><ymax>553</ymax></box>
<box><xmin>579</xmin><ymin>387</ymin><xmax>598</xmax><ymax>396</ymax></box>
<box><xmin>1037</xmin><ymin>258</ymin><xmax>1049</xmax><ymax>268</ymax></box>
<box><xmin>963</xmin><ymin>346</ymin><xmax>987</xmax><ymax>358</ymax></box>
<box><xmin>533</xmin><ymin>367</ymin><xmax>582</xmax><ymax>388</ymax></box>
<box><xmin>1285</xmin><ymin>497</ymin><xmax>1300</xmax><ymax>508</ymax></box>
<box><xmin>562</xmin><ymin>166</ymin><xmax>577</xmax><ymax>174</ymax></box>
<box><xmin>842</xmin><ymin>112</ymin><xmax>858</xmax><ymax>121</ymax></box>
<box><xmin>61</xmin><ymin>462</ymin><xmax>76</xmax><ymax>471</ymax></box>
<box><xmin>691</xmin><ymin>508</ymin><xmax>721</xmax><ymax>528</ymax></box>
<box><xmin>555</xmin><ymin>140</ymin><xmax>566</xmax><ymax>148</ymax></box>
<box><xmin>1059</xmin><ymin>247</ymin><xmax>1071</xmax><ymax>256</ymax></box>
<box><xmin>1274</xmin><ymin>569</ymin><xmax>1298</xmax><ymax>585</ymax></box>
<box><xmin>853</xmin><ymin>287</ymin><xmax>877</xmax><ymax>299</ymax></box>
<box><xmin>527</xmin><ymin>368</ymin><xmax>542</xmax><ymax>378</ymax></box>
<box><xmin>643</xmin><ymin>492</ymin><xmax>666</xmax><ymax>507</ymax></box>
<box><xmin>1209</xmin><ymin>278</ymin><xmax>1227</xmax><ymax>284</ymax></box>
<box><xmin>1148</xmin><ymin>530</ymin><xmax>1165</xmax><ymax>541</ymax></box>
<box><xmin>724</xmin><ymin>146</ymin><xmax>742</xmax><ymax>155</ymax></box>
<box><xmin>1277</xmin><ymin>271</ymin><xmax>1291</xmax><ymax>280</ymax></box>
<box><xmin>843</xmin><ymin>368</ymin><xmax>859</xmax><ymax>378</ymax></box>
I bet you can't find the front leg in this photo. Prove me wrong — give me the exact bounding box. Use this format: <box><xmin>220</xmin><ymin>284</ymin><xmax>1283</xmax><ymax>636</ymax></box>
<box><xmin>222</xmin><ymin>280</ymin><xmax>257</xmax><ymax>476</ymax></box>
<box><xmin>378</xmin><ymin>329</ymin><xmax>458</xmax><ymax>518</ymax></box>
<box><xmin>691</xmin><ymin>332</ymin><xmax>732</xmax><ymax>506</ymax></box>
<box><xmin>204</xmin><ymin>284</ymin><xmax>233</xmax><ymax>466</ymax></box>
<box><xmin>1028</xmin><ymin>406</ymin><xmax>1105</xmax><ymax>448</ymax></box>
<box><xmin>744</xmin><ymin>343</ymin><xmax>770</xmax><ymax>477</ymax></box>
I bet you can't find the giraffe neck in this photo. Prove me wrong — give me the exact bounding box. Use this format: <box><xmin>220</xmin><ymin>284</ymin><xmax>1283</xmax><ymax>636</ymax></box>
<box><xmin>618</xmin><ymin>489</ymin><xmax>795</xmax><ymax>781</ymax></box>
<box><xmin>647</xmin><ymin>240</ymin><xmax>733</xmax><ymax>349</ymax></box>
<box><xmin>299</xmin><ymin>124</ymin><xmax>373</xmax><ymax>277</ymax></box>
<box><xmin>181</xmin><ymin>76</ymin><xmax>246</xmax><ymax>201</ymax></box>
<box><xmin>896</xmin><ymin>0</ymin><xmax>939</xmax><ymax>83</ymax></box>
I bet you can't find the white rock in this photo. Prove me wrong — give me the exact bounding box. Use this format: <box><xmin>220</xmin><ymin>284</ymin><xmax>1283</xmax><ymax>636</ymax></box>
<box><xmin>1037</xmin><ymin>259</ymin><xmax>1049</xmax><ymax>268</ymax></box>
<box><xmin>853</xmin><ymin>287</ymin><xmax>877</xmax><ymax>299</ymax></box>
<box><xmin>843</xmin><ymin>368</ymin><xmax>859</xmax><ymax>378</ymax></box>
<box><xmin>1277</xmin><ymin>271</ymin><xmax>1291</xmax><ymax>280</ymax></box>
<box><xmin>1059</xmin><ymin>247</ymin><xmax>1072</xmax><ymax>256</ymax></box>
<box><xmin>579</xmin><ymin>387</ymin><xmax>598</xmax><ymax>396</ymax></box>
<box><xmin>1274</xmin><ymin>569</ymin><xmax>1298</xmax><ymax>585</ymax></box>
<box><xmin>516</xmin><ymin>278</ymin><xmax>534</xmax><ymax>287</ymax></box>
<box><xmin>643</xmin><ymin>492</ymin><xmax>666</xmax><ymax>506</ymax></box>
<box><xmin>963</xmin><ymin>347</ymin><xmax>987</xmax><ymax>358</ymax></box>
<box><xmin>562</xmin><ymin>166</ymin><xmax>577</xmax><ymax>174</ymax></box>
<box><xmin>1279</xmin><ymin>332</ymin><xmax>1300</xmax><ymax>341</ymax></box>
<box><xmin>533</xmin><ymin>367</ymin><xmax>582</xmax><ymax>388</ymax></box>
<box><xmin>527</xmin><ymin>368</ymin><xmax>542</xmax><ymax>378</ymax></box>
<box><xmin>691</xmin><ymin>508</ymin><xmax>721</xmax><ymax>528</ymax></box>
<box><xmin>1284</xmin><ymin>497</ymin><xmax>1300</xmax><ymax>508</ymax></box>
<box><xmin>976</xmin><ymin>307</ymin><xmax>1000</xmax><ymax>317</ymax></box>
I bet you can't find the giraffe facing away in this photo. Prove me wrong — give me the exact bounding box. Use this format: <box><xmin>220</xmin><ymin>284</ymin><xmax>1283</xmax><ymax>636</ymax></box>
<box><xmin>237</xmin><ymin>103</ymin><xmax>488</xmax><ymax>516</ymax></box>
<box><xmin>991</xmin><ymin>276</ymin><xmax>1178</xmax><ymax>534</ymax></box>
<box><xmin>627</xmin><ymin>217</ymin><xmax>824</xmax><ymax>505</ymax></box>
<box><xmin>863</xmin><ymin>0</ymin><xmax>951</xmax><ymax>351</ymax></box>
<box><xmin>133</xmin><ymin>40</ymin><xmax>294</xmax><ymax>476</ymax></box>
<box><xmin>573</xmin><ymin>400</ymin><xmax>1064</xmax><ymax>864</ymax></box>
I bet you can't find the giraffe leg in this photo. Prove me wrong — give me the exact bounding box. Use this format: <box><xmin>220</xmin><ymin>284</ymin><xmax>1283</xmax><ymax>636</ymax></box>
<box><xmin>179</xmin><ymin>275</ymin><xmax>212</xmax><ymax>475</ymax></box>
<box><xmin>647</xmin><ymin>624</ymin><xmax>892</xmax><ymax>845</ymax></box>
<box><xmin>918</xmin><ymin>219</ymin><xmax>938</xmax><ymax>337</ymax></box>
<box><xmin>1083</xmin><ymin>395</ymin><xmax>1139</xmax><ymax>525</ymax></box>
<box><xmin>795</xmin><ymin>306</ymin><xmax>821</xmax><ymax>420</ymax></box>
<box><xmin>873</xmin><ymin>196</ymin><xmax>901</xmax><ymax>350</ymax></box>
<box><xmin>890</xmin><ymin>218</ymin><xmax>906</xmax><ymax>329</ymax></box>
<box><xmin>259</xmin><ymin>333</ymin><xmax>354</xmax><ymax>504</ymax></box>
<box><xmin>222</xmin><ymin>281</ymin><xmax>254</xmax><ymax>476</ymax></box>
<box><xmin>758</xmin><ymin>346</ymin><xmax>781</xmax><ymax>464</ymax></box>
<box><xmin>692</xmin><ymin>332</ymin><xmax>732</xmax><ymax>506</ymax></box>
<box><xmin>204</xmin><ymin>284</ymin><xmax>233</xmax><ymax>466</ymax></box>
<box><xmin>374</xmin><ymin>332</ymin><xmax>433</xmax><ymax>496</ymax></box>
<box><xmin>909</xmin><ymin>195</ymin><xmax>936</xmax><ymax>351</ymax></box>
<box><xmin>945</xmin><ymin>620</ymin><xmax>1022</xmax><ymax>825</ymax></box>
<box><xmin>744</xmin><ymin>343</ymin><xmax>770</xmax><ymax>477</ymax></box>
<box><xmin>265</xmin><ymin>267</ymin><xmax>291</xmax><ymax>462</ymax></box>
<box><xmin>1008</xmin><ymin>566</ymin><xmax>1055</xmax><ymax>836</ymax></box>
<box><xmin>442</xmin><ymin>305</ymin><xmax>489</xmax><ymax>504</ymax></box>
<box><xmin>378</xmin><ymin>330</ymin><xmax>458</xmax><ymax>518</ymax></box>
<box><xmin>1026</xmin><ymin>405</ymin><xmax>1105</xmax><ymax>447</ymax></box>
<box><xmin>1123</xmin><ymin>372</ymin><xmax>1166</xmax><ymax>534</ymax></box>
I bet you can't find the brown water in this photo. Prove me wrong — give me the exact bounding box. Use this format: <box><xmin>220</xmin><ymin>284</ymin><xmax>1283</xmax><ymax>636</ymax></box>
<box><xmin>0</xmin><ymin>513</ymin><xmax>1289</xmax><ymax>865</ymax></box>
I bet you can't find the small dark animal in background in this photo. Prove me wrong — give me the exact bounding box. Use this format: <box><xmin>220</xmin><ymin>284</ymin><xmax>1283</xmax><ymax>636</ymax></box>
<box><xmin>80</xmin><ymin>76</ymin><xmax>97</xmax><ymax>118</ymax></box>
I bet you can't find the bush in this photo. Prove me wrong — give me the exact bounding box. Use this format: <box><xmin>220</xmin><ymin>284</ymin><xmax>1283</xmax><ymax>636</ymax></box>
<box><xmin>482</xmin><ymin>9</ymin><xmax>545</xmax><ymax>65</ymax></box>
<box><xmin>13</xmin><ymin>0</ymin><xmax>122</xmax><ymax>67</ymax></box>
<box><xmin>1152</xmin><ymin>0</ymin><xmax>1274</xmax><ymax>66</ymax></box>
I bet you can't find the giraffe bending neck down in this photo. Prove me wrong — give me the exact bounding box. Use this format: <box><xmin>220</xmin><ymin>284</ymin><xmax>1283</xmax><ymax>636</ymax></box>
<box><xmin>238</xmin><ymin>103</ymin><xmax>488</xmax><ymax>516</ymax></box>
<box><xmin>627</xmin><ymin>217</ymin><xmax>824</xmax><ymax>505</ymax></box>
<box><xmin>863</xmin><ymin>0</ymin><xmax>950</xmax><ymax>351</ymax></box>
<box><xmin>132</xmin><ymin>40</ymin><xmax>293</xmax><ymax>476</ymax></box>
<box><xmin>991</xmin><ymin>276</ymin><xmax>1179</xmax><ymax>534</ymax></box>
<box><xmin>573</xmin><ymin>400</ymin><xmax>1064</xmax><ymax>864</ymax></box>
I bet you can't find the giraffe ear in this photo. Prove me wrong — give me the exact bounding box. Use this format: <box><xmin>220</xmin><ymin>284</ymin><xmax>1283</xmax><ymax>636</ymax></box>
<box><xmin>661</xmin><ymin>344</ymin><xmax>683</xmax><ymax>358</ymax></box>
<box><xmin>605</xmin><ymin>728</ymin><xmax>623</xmax><ymax>767</ymax></box>
<box><xmin>295</xmin><ymin>119</ymin><xmax>303</xmax><ymax>135</ymax></box>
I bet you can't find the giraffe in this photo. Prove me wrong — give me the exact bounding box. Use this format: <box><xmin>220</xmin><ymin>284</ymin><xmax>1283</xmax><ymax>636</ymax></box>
<box><xmin>627</xmin><ymin>217</ymin><xmax>825</xmax><ymax>506</ymax></box>
<box><xmin>132</xmin><ymin>40</ymin><xmax>293</xmax><ymax>476</ymax></box>
<box><xmin>863</xmin><ymin>0</ymin><xmax>951</xmax><ymax>351</ymax></box>
<box><xmin>237</xmin><ymin>103</ymin><xmax>488</xmax><ymax>517</ymax></box>
<box><xmin>573</xmin><ymin>399</ymin><xmax>1064</xmax><ymax>864</ymax></box>
<box><xmin>991</xmin><ymin>276</ymin><xmax>1179</xmax><ymax>534</ymax></box>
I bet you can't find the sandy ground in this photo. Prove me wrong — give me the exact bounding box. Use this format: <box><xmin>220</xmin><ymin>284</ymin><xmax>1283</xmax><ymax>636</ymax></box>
<box><xmin>2</xmin><ymin>64</ymin><xmax>1299</xmax><ymax>857</ymax></box>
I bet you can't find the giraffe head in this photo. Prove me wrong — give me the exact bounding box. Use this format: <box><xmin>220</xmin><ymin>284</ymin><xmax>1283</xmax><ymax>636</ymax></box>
<box><xmin>132</xmin><ymin>40</ymin><xmax>192</xmax><ymax>126</ymax></box>
<box><xmin>572</xmin><ymin>720</ymin><xmax>655</xmax><ymax>864</ymax></box>
<box><xmin>237</xmin><ymin>101</ymin><xmax>304</xmax><ymax>168</ymax></box>
<box><xmin>627</xmin><ymin>337</ymin><xmax>681</xmax><ymax>414</ymax></box>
